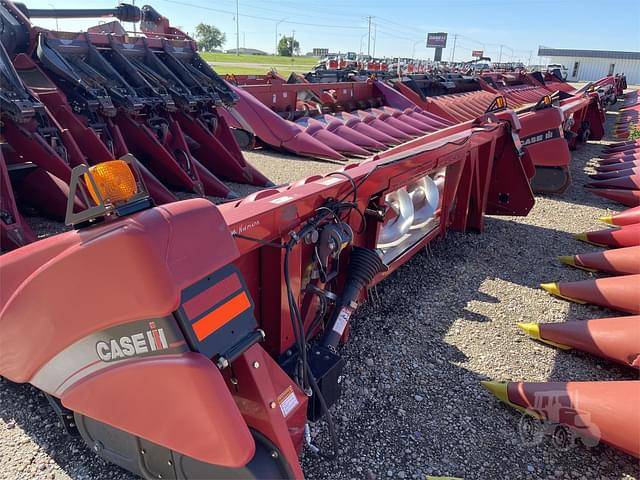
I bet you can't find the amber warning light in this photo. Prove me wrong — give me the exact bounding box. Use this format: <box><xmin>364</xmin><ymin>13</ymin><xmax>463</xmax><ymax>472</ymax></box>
<box><xmin>65</xmin><ymin>154</ymin><xmax>154</xmax><ymax>228</ymax></box>
<box><xmin>84</xmin><ymin>160</ymin><xmax>138</xmax><ymax>206</ymax></box>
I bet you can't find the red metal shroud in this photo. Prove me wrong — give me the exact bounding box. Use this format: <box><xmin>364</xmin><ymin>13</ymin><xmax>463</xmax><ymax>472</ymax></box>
<box><xmin>590</xmin><ymin>167</ymin><xmax>640</xmax><ymax>180</ymax></box>
<box><xmin>587</xmin><ymin>174</ymin><xmax>640</xmax><ymax>191</ymax></box>
<box><xmin>536</xmin><ymin>315</ymin><xmax>640</xmax><ymax>368</ymax></box>
<box><xmin>478</xmin><ymin>73</ymin><xmax>605</xmax><ymax>149</ymax></box>
<box><xmin>586</xmin><ymin>188</ymin><xmax>640</xmax><ymax>207</ymax></box>
<box><xmin>603</xmin><ymin>205</ymin><xmax>640</xmax><ymax>226</ymax></box>
<box><xmin>576</xmin><ymin>223</ymin><xmax>640</xmax><ymax>248</ymax></box>
<box><xmin>0</xmin><ymin>113</ymin><xmax>533</xmax><ymax>475</ymax></box>
<box><xmin>502</xmin><ymin>381</ymin><xmax>640</xmax><ymax>458</ymax></box>
<box><xmin>546</xmin><ymin>275</ymin><xmax>640</xmax><ymax>314</ymax></box>
<box><xmin>561</xmin><ymin>245</ymin><xmax>640</xmax><ymax>274</ymax></box>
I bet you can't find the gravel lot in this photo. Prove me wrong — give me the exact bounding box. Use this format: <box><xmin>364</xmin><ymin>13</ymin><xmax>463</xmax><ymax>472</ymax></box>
<box><xmin>1</xmin><ymin>98</ymin><xmax>639</xmax><ymax>480</ymax></box>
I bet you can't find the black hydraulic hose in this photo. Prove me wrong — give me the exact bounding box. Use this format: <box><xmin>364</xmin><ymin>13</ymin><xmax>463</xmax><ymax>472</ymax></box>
<box><xmin>322</xmin><ymin>247</ymin><xmax>386</xmax><ymax>349</ymax></box>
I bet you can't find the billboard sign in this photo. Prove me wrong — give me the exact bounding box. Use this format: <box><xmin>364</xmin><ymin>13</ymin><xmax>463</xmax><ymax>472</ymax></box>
<box><xmin>472</xmin><ymin>50</ymin><xmax>484</xmax><ymax>58</ymax></box>
<box><xmin>426</xmin><ymin>32</ymin><xmax>448</xmax><ymax>49</ymax></box>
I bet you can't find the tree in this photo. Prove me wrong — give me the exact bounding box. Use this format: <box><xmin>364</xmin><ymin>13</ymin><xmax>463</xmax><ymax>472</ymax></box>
<box><xmin>194</xmin><ymin>23</ymin><xmax>226</xmax><ymax>52</ymax></box>
<box><xmin>277</xmin><ymin>36</ymin><xmax>300</xmax><ymax>57</ymax></box>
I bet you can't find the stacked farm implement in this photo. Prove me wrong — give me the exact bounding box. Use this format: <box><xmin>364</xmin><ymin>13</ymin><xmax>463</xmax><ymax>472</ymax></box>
<box><xmin>220</xmin><ymin>78</ymin><xmax>457</xmax><ymax>160</ymax></box>
<box><xmin>478</xmin><ymin>72</ymin><xmax>607</xmax><ymax>149</ymax></box>
<box><xmin>612</xmin><ymin>93</ymin><xmax>640</xmax><ymax>139</ymax></box>
<box><xmin>588</xmin><ymin>141</ymin><xmax>640</xmax><ymax>207</ymax></box>
<box><xmin>484</xmin><ymin>202</ymin><xmax>640</xmax><ymax>458</ymax></box>
<box><xmin>224</xmin><ymin>69</ymin><xmax>610</xmax><ymax>194</ymax></box>
<box><xmin>0</xmin><ymin>2</ymin><xmax>546</xmax><ymax>478</ymax></box>
<box><xmin>0</xmin><ymin>2</ymin><xmax>274</xmax><ymax>252</ymax></box>
<box><xmin>391</xmin><ymin>72</ymin><xmax>609</xmax><ymax>193</ymax></box>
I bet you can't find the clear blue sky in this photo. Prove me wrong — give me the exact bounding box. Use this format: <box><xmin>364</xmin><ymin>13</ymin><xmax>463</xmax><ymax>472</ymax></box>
<box><xmin>26</xmin><ymin>0</ymin><xmax>640</xmax><ymax>62</ymax></box>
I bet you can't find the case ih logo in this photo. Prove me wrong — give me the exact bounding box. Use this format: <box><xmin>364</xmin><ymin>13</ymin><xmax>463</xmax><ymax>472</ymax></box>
<box><xmin>96</xmin><ymin>321</ymin><xmax>169</xmax><ymax>362</ymax></box>
<box><xmin>521</xmin><ymin>128</ymin><xmax>561</xmax><ymax>147</ymax></box>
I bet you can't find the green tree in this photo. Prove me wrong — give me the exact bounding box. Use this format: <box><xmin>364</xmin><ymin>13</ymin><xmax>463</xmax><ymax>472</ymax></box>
<box><xmin>194</xmin><ymin>23</ymin><xmax>226</xmax><ymax>51</ymax></box>
<box><xmin>277</xmin><ymin>36</ymin><xmax>300</xmax><ymax>57</ymax></box>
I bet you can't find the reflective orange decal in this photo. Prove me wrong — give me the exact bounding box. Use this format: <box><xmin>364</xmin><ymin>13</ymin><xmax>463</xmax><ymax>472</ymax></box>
<box><xmin>192</xmin><ymin>291</ymin><xmax>251</xmax><ymax>341</ymax></box>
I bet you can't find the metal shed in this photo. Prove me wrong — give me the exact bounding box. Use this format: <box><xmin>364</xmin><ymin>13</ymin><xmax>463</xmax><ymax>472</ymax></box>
<box><xmin>538</xmin><ymin>48</ymin><xmax>640</xmax><ymax>85</ymax></box>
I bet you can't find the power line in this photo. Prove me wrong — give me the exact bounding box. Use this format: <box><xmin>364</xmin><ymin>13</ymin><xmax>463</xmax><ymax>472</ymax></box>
<box><xmin>158</xmin><ymin>0</ymin><xmax>367</xmax><ymax>29</ymax></box>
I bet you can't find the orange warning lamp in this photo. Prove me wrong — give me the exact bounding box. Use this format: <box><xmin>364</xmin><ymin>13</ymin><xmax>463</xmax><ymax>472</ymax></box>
<box><xmin>495</xmin><ymin>96</ymin><xmax>506</xmax><ymax>109</ymax></box>
<box><xmin>84</xmin><ymin>160</ymin><xmax>138</xmax><ymax>206</ymax></box>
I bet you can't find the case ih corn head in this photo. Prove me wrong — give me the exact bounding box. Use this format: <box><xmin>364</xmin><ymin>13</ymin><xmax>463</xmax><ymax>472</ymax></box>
<box><xmin>222</xmin><ymin>79</ymin><xmax>456</xmax><ymax>160</ymax></box>
<box><xmin>221</xmin><ymin>68</ymin><xmax>607</xmax><ymax>195</ymax></box>
<box><xmin>0</xmin><ymin>0</ymin><xmax>273</xmax><ymax>237</ymax></box>
<box><xmin>0</xmin><ymin>3</ymin><xmax>544</xmax><ymax>479</ymax></box>
<box><xmin>392</xmin><ymin>71</ymin><xmax>611</xmax><ymax>193</ymax></box>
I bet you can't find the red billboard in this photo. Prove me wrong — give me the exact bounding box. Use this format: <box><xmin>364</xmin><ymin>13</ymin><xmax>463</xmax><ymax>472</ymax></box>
<box><xmin>472</xmin><ymin>50</ymin><xmax>484</xmax><ymax>58</ymax></box>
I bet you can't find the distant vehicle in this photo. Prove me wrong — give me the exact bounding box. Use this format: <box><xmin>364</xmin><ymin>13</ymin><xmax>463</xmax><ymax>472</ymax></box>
<box><xmin>547</xmin><ymin>63</ymin><xmax>568</xmax><ymax>80</ymax></box>
<box><xmin>472</xmin><ymin>62</ymin><xmax>492</xmax><ymax>71</ymax></box>
<box><xmin>470</xmin><ymin>57</ymin><xmax>493</xmax><ymax>71</ymax></box>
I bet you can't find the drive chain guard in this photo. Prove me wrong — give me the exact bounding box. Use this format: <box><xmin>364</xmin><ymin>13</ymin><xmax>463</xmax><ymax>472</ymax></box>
<box><xmin>530</xmin><ymin>166</ymin><xmax>571</xmax><ymax>194</ymax></box>
<box><xmin>75</xmin><ymin>413</ymin><xmax>294</xmax><ymax>479</ymax></box>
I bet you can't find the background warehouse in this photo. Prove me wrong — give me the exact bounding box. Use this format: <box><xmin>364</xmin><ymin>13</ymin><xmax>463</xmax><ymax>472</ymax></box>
<box><xmin>539</xmin><ymin>48</ymin><xmax>640</xmax><ymax>84</ymax></box>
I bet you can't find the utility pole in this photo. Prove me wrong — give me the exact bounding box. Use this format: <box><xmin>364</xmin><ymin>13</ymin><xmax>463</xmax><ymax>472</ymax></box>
<box><xmin>48</xmin><ymin>3</ymin><xmax>59</xmax><ymax>30</ymax></box>
<box><xmin>235</xmin><ymin>0</ymin><xmax>240</xmax><ymax>56</ymax></box>
<box><xmin>367</xmin><ymin>16</ymin><xmax>373</xmax><ymax>56</ymax></box>
<box><xmin>291</xmin><ymin>29</ymin><xmax>295</xmax><ymax>56</ymax></box>
<box><xmin>450</xmin><ymin>33</ymin><xmax>458</xmax><ymax>63</ymax></box>
<box><xmin>243</xmin><ymin>32</ymin><xmax>245</xmax><ymax>49</ymax></box>
<box><xmin>498</xmin><ymin>44</ymin><xmax>503</xmax><ymax>63</ymax></box>
<box><xmin>528</xmin><ymin>50</ymin><xmax>533</xmax><ymax>67</ymax></box>
<box><xmin>372</xmin><ymin>23</ymin><xmax>377</xmax><ymax>57</ymax></box>
<box><xmin>275</xmin><ymin>18</ymin><xmax>287</xmax><ymax>55</ymax></box>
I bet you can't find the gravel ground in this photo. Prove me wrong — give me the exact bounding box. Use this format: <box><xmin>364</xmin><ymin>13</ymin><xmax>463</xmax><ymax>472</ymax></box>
<box><xmin>2</xmin><ymin>98</ymin><xmax>639</xmax><ymax>480</ymax></box>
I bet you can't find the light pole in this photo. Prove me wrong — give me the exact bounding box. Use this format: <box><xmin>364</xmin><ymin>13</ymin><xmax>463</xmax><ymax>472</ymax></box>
<box><xmin>367</xmin><ymin>16</ymin><xmax>373</xmax><ymax>56</ymax></box>
<box><xmin>372</xmin><ymin>23</ymin><xmax>377</xmax><ymax>57</ymax></box>
<box><xmin>411</xmin><ymin>40</ymin><xmax>421</xmax><ymax>61</ymax></box>
<box><xmin>275</xmin><ymin>18</ymin><xmax>287</xmax><ymax>55</ymax></box>
<box><xmin>359</xmin><ymin>32</ymin><xmax>368</xmax><ymax>55</ymax></box>
<box><xmin>235</xmin><ymin>0</ymin><xmax>240</xmax><ymax>56</ymax></box>
<box><xmin>48</xmin><ymin>3</ymin><xmax>59</xmax><ymax>30</ymax></box>
<box><xmin>498</xmin><ymin>44</ymin><xmax>513</xmax><ymax>63</ymax></box>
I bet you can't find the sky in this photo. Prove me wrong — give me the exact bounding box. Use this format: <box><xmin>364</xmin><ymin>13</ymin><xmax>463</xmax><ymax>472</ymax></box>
<box><xmin>24</xmin><ymin>0</ymin><xmax>640</xmax><ymax>63</ymax></box>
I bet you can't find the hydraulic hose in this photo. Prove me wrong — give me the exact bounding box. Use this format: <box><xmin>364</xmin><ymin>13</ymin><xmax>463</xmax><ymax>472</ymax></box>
<box><xmin>322</xmin><ymin>247</ymin><xmax>386</xmax><ymax>349</ymax></box>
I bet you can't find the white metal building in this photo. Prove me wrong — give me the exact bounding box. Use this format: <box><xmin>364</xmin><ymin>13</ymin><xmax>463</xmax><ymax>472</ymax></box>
<box><xmin>538</xmin><ymin>48</ymin><xmax>640</xmax><ymax>85</ymax></box>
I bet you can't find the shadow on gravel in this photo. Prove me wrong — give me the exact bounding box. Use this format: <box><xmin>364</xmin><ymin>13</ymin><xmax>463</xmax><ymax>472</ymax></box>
<box><xmin>298</xmin><ymin>221</ymin><xmax>639</xmax><ymax>480</ymax></box>
<box><xmin>0</xmin><ymin>379</ymin><xmax>134</xmax><ymax>479</ymax></box>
